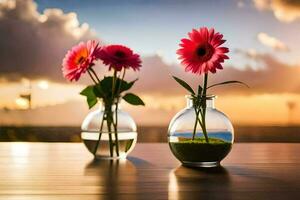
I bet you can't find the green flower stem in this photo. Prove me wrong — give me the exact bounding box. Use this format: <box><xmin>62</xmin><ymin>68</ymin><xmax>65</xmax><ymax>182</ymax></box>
<box><xmin>113</xmin><ymin>69</ymin><xmax>126</xmax><ymax>157</ymax></box>
<box><xmin>106</xmin><ymin>110</ymin><xmax>114</xmax><ymax>157</ymax></box>
<box><xmin>110</xmin><ymin>70</ymin><xmax>119</xmax><ymax>157</ymax></box>
<box><xmin>112</xmin><ymin>121</ymin><xmax>119</xmax><ymax>157</ymax></box>
<box><xmin>191</xmin><ymin>73</ymin><xmax>209</xmax><ymax>143</ymax></box>
<box><xmin>112</xmin><ymin>70</ymin><xmax>117</xmax><ymax>96</ymax></box>
<box><xmin>88</xmin><ymin>68</ymin><xmax>107</xmax><ymax>101</ymax></box>
<box><xmin>87</xmin><ymin>68</ymin><xmax>109</xmax><ymax>156</ymax></box>
<box><xmin>93</xmin><ymin>111</ymin><xmax>105</xmax><ymax>156</ymax></box>
<box><xmin>89</xmin><ymin>68</ymin><xmax>101</xmax><ymax>83</ymax></box>
<box><xmin>87</xmin><ymin>69</ymin><xmax>98</xmax><ymax>85</ymax></box>
<box><xmin>201</xmin><ymin>73</ymin><xmax>209</xmax><ymax>143</ymax></box>
<box><xmin>199</xmin><ymin>108</ymin><xmax>209</xmax><ymax>143</ymax></box>
<box><xmin>192</xmin><ymin>106</ymin><xmax>200</xmax><ymax>140</ymax></box>
<box><xmin>195</xmin><ymin>109</ymin><xmax>203</xmax><ymax>127</ymax></box>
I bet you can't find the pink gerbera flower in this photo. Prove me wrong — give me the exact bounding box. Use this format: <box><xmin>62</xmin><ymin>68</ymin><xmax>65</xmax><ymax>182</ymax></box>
<box><xmin>98</xmin><ymin>45</ymin><xmax>141</xmax><ymax>71</ymax></box>
<box><xmin>177</xmin><ymin>27</ymin><xmax>229</xmax><ymax>74</ymax></box>
<box><xmin>62</xmin><ymin>40</ymin><xmax>101</xmax><ymax>81</ymax></box>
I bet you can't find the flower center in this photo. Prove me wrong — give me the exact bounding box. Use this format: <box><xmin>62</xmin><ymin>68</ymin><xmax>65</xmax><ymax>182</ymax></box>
<box><xmin>77</xmin><ymin>56</ymin><xmax>85</xmax><ymax>64</ymax></box>
<box><xmin>115</xmin><ymin>50</ymin><xmax>125</xmax><ymax>58</ymax></box>
<box><xmin>196</xmin><ymin>47</ymin><xmax>207</xmax><ymax>57</ymax></box>
<box><xmin>195</xmin><ymin>44</ymin><xmax>214</xmax><ymax>61</ymax></box>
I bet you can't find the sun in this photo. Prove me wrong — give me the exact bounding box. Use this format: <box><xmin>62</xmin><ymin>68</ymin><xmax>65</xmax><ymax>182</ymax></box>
<box><xmin>15</xmin><ymin>97</ymin><xmax>29</xmax><ymax>109</ymax></box>
<box><xmin>37</xmin><ymin>80</ymin><xmax>49</xmax><ymax>90</ymax></box>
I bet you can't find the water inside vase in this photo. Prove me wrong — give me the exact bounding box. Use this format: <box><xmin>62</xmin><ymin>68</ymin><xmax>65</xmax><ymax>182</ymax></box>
<box><xmin>81</xmin><ymin>131</ymin><xmax>137</xmax><ymax>158</ymax></box>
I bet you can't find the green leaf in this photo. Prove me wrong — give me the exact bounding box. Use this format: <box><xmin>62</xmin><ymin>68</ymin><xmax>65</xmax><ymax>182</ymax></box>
<box><xmin>172</xmin><ymin>76</ymin><xmax>195</xmax><ymax>94</ymax></box>
<box><xmin>80</xmin><ymin>85</ymin><xmax>95</xmax><ymax>97</ymax></box>
<box><xmin>207</xmin><ymin>81</ymin><xmax>249</xmax><ymax>90</ymax></box>
<box><xmin>100</xmin><ymin>76</ymin><xmax>113</xmax><ymax>96</ymax></box>
<box><xmin>81</xmin><ymin>76</ymin><xmax>139</xmax><ymax>108</ymax></box>
<box><xmin>100</xmin><ymin>76</ymin><xmax>136</xmax><ymax>97</ymax></box>
<box><xmin>80</xmin><ymin>86</ymin><xmax>98</xmax><ymax>109</ymax></box>
<box><xmin>123</xmin><ymin>93</ymin><xmax>145</xmax><ymax>106</ymax></box>
<box><xmin>93</xmin><ymin>84</ymin><xmax>105</xmax><ymax>98</ymax></box>
<box><xmin>87</xmin><ymin>97</ymin><xmax>98</xmax><ymax>109</ymax></box>
<box><xmin>118</xmin><ymin>78</ymin><xmax>137</xmax><ymax>93</ymax></box>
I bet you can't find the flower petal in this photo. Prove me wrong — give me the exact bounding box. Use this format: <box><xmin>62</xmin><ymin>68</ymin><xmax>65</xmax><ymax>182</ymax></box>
<box><xmin>177</xmin><ymin>27</ymin><xmax>229</xmax><ymax>75</ymax></box>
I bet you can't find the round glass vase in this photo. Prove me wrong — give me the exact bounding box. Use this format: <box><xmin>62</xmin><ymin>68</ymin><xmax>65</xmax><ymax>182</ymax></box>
<box><xmin>168</xmin><ymin>95</ymin><xmax>234</xmax><ymax>168</ymax></box>
<box><xmin>81</xmin><ymin>102</ymin><xmax>137</xmax><ymax>159</ymax></box>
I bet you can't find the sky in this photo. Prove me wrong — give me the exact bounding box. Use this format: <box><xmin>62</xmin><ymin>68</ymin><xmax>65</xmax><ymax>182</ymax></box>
<box><xmin>1</xmin><ymin>0</ymin><xmax>300</xmax><ymax>126</ymax></box>
<box><xmin>34</xmin><ymin>0</ymin><xmax>300</xmax><ymax>66</ymax></box>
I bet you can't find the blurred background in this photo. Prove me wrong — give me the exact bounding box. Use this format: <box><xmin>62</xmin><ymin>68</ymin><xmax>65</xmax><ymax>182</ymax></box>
<box><xmin>1</xmin><ymin>0</ymin><xmax>300</xmax><ymax>143</ymax></box>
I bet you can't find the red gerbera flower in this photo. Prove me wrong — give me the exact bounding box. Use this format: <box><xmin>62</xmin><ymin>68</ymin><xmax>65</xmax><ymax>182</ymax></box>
<box><xmin>177</xmin><ymin>27</ymin><xmax>229</xmax><ymax>74</ymax></box>
<box><xmin>62</xmin><ymin>40</ymin><xmax>101</xmax><ymax>81</ymax></box>
<box><xmin>98</xmin><ymin>45</ymin><xmax>141</xmax><ymax>71</ymax></box>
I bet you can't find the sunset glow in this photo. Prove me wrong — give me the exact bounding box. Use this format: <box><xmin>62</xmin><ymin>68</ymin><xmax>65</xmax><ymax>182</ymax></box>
<box><xmin>0</xmin><ymin>0</ymin><xmax>300</xmax><ymax>126</ymax></box>
<box><xmin>15</xmin><ymin>97</ymin><xmax>29</xmax><ymax>110</ymax></box>
<box><xmin>37</xmin><ymin>80</ymin><xmax>49</xmax><ymax>90</ymax></box>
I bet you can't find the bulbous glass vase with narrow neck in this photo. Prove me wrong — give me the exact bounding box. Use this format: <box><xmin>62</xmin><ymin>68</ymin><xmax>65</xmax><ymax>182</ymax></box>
<box><xmin>168</xmin><ymin>95</ymin><xmax>234</xmax><ymax>167</ymax></box>
<box><xmin>81</xmin><ymin>100</ymin><xmax>137</xmax><ymax>159</ymax></box>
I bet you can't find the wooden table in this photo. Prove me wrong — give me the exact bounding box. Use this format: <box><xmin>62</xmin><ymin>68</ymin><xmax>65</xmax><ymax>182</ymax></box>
<box><xmin>0</xmin><ymin>143</ymin><xmax>300</xmax><ymax>199</ymax></box>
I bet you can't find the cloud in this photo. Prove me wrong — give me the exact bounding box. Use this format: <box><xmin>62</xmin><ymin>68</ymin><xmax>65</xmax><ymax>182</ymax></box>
<box><xmin>253</xmin><ymin>0</ymin><xmax>271</xmax><ymax>10</ymax></box>
<box><xmin>210</xmin><ymin>52</ymin><xmax>300</xmax><ymax>94</ymax></box>
<box><xmin>257</xmin><ymin>32</ymin><xmax>288</xmax><ymax>51</ymax></box>
<box><xmin>128</xmin><ymin>52</ymin><xmax>300</xmax><ymax>95</ymax></box>
<box><xmin>206</xmin><ymin>51</ymin><xmax>300</xmax><ymax>94</ymax></box>
<box><xmin>0</xmin><ymin>0</ymin><xmax>299</xmax><ymax>97</ymax></box>
<box><xmin>0</xmin><ymin>0</ymin><xmax>96</xmax><ymax>81</ymax></box>
<box><xmin>253</xmin><ymin>0</ymin><xmax>300</xmax><ymax>22</ymax></box>
<box><xmin>237</xmin><ymin>0</ymin><xmax>246</xmax><ymax>8</ymax></box>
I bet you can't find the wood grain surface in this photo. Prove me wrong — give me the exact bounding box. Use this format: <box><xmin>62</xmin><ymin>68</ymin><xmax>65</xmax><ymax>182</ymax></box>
<box><xmin>0</xmin><ymin>142</ymin><xmax>299</xmax><ymax>199</ymax></box>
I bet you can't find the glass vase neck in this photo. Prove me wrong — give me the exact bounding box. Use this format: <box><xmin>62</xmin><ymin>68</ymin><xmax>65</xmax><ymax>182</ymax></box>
<box><xmin>186</xmin><ymin>95</ymin><xmax>216</xmax><ymax>109</ymax></box>
<box><xmin>100</xmin><ymin>99</ymin><xmax>121</xmax><ymax>111</ymax></box>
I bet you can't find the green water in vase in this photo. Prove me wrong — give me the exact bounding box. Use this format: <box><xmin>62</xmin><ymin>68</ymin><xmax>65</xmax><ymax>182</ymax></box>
<box><xmin>169</xmin><ymin>131</ymin><xmax>233</xmax><ymax>167</ymax></box>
